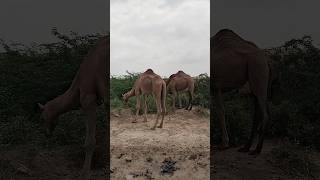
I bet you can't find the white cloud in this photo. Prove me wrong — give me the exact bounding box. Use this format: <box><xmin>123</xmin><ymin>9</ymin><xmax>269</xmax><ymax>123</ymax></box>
<box><xmin>111</xmin><ymin>0</ymin><xmax>210</xmax><ymax>77</ymax></box>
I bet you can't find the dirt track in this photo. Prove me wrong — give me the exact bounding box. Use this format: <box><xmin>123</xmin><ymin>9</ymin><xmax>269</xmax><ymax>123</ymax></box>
<box><xmin>110</xmin><ymin>107</ymin><xmax>210</xmax><ymax>180</ymax></box>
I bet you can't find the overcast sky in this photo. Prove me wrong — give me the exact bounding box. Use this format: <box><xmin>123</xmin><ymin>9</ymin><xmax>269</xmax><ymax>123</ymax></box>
<box><xmin>111</xmin><ymin>0</ymin><xmax>210</xmax><ymax>77</ymax></box>
<box><xmin>0</xmin><ymin>0</ymin><xmax>109</xmax><ymax>44</ymax></box>
<box><xmin>212</xmin><ymin>0</ymin><xmax>320</xmax><ymax>48</ymax></box>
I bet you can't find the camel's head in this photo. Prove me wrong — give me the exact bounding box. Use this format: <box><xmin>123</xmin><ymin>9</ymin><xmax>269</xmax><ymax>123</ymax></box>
<box><xmin>166</xmin><ymin>74</ymin><xmax>176</xmax><ymax>86</ymax></box>
<box><xmin>122</xmin><ymin>93</ymin><xmax>129</xmax><ymax>105</ymax></box>
<box><xmin>38</xmin><ymin>102</ymin><xmax>58</xmax><ymax>137</ymax></box>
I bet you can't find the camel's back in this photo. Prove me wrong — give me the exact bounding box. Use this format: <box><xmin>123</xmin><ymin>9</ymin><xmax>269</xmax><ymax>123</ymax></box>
<box><xmin>167</xmin><ymin>72</ymin><xmax>193</xmax><ymax>91</ymax></box>
<box><xmin>136</xmin><ymin>71</ymin><xmax>164</xmax><ymax>93</ymax></box>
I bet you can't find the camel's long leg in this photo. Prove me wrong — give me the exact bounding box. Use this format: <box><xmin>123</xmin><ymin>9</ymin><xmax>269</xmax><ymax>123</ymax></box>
<box><xmin>186</xmin><ymin>90</ymin><xmax>194</xmax><ymax>111</ymax></box>
<box><xmin>80</xmin><ymin>94</ymin><xmax>97</xmax><ymax>180</ymax></box>
<box><xmin>250</xmin><ymin>96</ymin><xmax>269</xmax><ymax>155</ymax></box>
<box><xmin>177</xmin><ymin>92</ymin><xmax>182</xmax><ymax>109</ymax></box>
<box><xmin>214</xmin><ymin>87</ymin><xmax>229</xmax><ymax>148</ymax></box>
<box><xmin>159</xmin><ymin>83</ymin><xmax>166</xmax><ymax>128</ymax></box>
<box><xmin>143</xmin><ymin>94</ymin><xmax>148</xmax><ymax>122</ymax></box>
<box><xmin>188</xmin><ymin>84</ymin><xmax>195</xmax><ymax>111</ymax></box>
<box><xmin>133</xmin><ymin>94</ymin><xmax>141</xmax><ymax>123</ymax></box>
<box><xmin>238</xmin><ymin>97</ymin><xmax>260</xmax><ymax>152</ymax></box>
<box><xmin>172</xmin><ymin>89</ymin><xmax>177</xmax><ymax>112</ymax></box>
<box><xmin>151</xmin><ymin>92</ymin><xmax>162</xmax><ymax>130</ymax></box>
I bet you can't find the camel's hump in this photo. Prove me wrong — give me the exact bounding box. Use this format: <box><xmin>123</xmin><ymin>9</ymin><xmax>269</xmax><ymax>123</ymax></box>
<box><xmin>211</xmin><ymin>29</ymin><xmax>260</xmax><ymax>54</ymax></box>
<box><xmin>177</xmin><ymin>70</ymin><xmax>185</xmax><ymax>74</ymax></box>
<box><xmin>145</xmin><ymin>69</ymin><xmax>154</xmax><ymax>74</ymax></box>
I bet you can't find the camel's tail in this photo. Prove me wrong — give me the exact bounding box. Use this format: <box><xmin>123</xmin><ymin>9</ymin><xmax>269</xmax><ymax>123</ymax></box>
<box><xmin>161</xmin><ymin>82</ymin><xmax>167</xmax><ymax>115</ymax></box>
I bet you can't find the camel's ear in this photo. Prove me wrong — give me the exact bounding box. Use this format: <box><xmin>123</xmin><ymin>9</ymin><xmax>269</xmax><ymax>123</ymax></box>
<box><xmin>38</xmin><ymin>103</ymin><xmax>44</xmax><ymax>111</ymax></box>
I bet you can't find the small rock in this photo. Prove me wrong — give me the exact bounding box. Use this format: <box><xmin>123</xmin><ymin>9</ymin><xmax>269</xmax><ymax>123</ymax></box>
<box><xmin>146</xmin><ymin>157</ymin><xmax>153</xmax><ymax>162</ymax></box>
<box><xmin>125</xmin><ymin>156</ymin><xmax>132</xmax><ymax>162</ymax></box>
<box><xmin>189</xmin><ymin>154</ymin><xmax>197</xmax><ymax>160</ymax></box>
<box><xmin>117</xmin><ymin>153</ymin><xmax>124</xmax><ymax>159</ymax></box>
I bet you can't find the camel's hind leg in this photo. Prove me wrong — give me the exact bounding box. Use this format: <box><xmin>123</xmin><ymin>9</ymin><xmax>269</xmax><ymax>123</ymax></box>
<box><xmin>171</xmin><ymin>90</ymin><xmax>177</xmax><ymax>112</ymax></box>
<box><xmin>214</xmin><ymin>87</ymin><xmax>229</xmax><ymax>149</ymax></box>
<box><xmin>250</xmin><ymin>96</ymin><xmax>269</xmax><ymax>155</ymax></box>
<box><xmin>143</xmin><ymin>94</ymin><xmax>148</xmax><ymax>122</ymax></box>
<box><xmin>247</xmin><ymin>55</ymin><xmax>269</xmax><ymax>155</ymax></box>
<box><xmin>151</xmin><ymin>93</ymin><xmax>162</xmax><ymax>130</ymax></box>
<box><xmin>186</xmin><ymin>90</ymin><xmax>194</xmax><ymax>111</ymax></box>
<box><xmin>187</xmin><ymin>83</ymin><xmax>195</xmax><ymax>111</ymax></box>
<box><xmin>238</xmin><ymin>97</ymin><xmax>260</xmax><ymax>152</ymax></box>
<box><xmin>158</xmin><ymin>83</ymin><xmax>166</xmax><ymax>128</ymax></box>
<box><xmin>177</xmin><ymin>92</ymin><xmax>182</xmax><ymax>109</ymax></box>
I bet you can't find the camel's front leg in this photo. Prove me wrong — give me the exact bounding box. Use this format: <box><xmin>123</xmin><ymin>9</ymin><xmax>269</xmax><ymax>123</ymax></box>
<box><xmin>214</xmin><ymin>88</ymin><xmax>229</xmax><ymax>149</ymax></box>
<box><xmin>133</xmin><ymin>94</ymin><xmax>141</xmax><ymax>123</ymax></box>
<box><xmin>80</xmin><ymin>95</ymin><xmax>97</xmax><ymax>180</ymax></box>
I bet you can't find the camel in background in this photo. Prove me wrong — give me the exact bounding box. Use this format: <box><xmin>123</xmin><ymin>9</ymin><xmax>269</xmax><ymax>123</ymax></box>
<box><xmin>211</xmin><ymin>29</ymin><xmax>272</xmax><ymax>155</ymax></box>
<box><xmin>38</xmin><ymin>36</ymin><xmax>109</xmax><ymax>180</ymax></box>
<box><xmin>166</xmin><ymin>71</ymin><xmax>195</xmax><ymax>111</ymax></box>
<box><xmin>122</xmin><ymin>69</ymin><xmax>167</xmax><ymax>130</ymax></box>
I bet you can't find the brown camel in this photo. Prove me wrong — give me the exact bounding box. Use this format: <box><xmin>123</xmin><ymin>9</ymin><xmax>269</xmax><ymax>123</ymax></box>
<box><xmin>122</xmin><ymin>69</ymin><xmax>166</xmax><ymax>130</ymax></box>
<box><xmin>211</xmin><ymin>29</ymin><xmax>272</xmax><ymax>155</ymax></box>
<box><xmin>38</xmin><ymin>35</ymin><xmax>109</xmax><ymax>180</ymax></box>
<box><xmin>166</xmin><ymin>70</ymin><xmax>195</xmax><ymax>111</ymax></box>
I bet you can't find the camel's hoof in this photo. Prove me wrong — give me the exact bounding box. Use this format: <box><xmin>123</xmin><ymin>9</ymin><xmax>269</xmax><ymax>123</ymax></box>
<box><xmin>248</xmin><ymin>150</ymin><xmax>261</xmax><ymax>156</ymax></box>
<box><xmin>238</xmin><ymin>147</ymin><xmax>250</xmax><ymax>153</ymax></box>
<box><xmin>157</xmin><ymin>125</ymin><xmax>163</xmax><ymax>128</ymax></box>
<box><xmin>131</xmin><ymin>120</ymin><xmax>137</xmax><ymax>123</ymax></box>
<box><xmin>150</xmin><ymin>127</ymin><xmax>156</xmax><ymax>130</ymax></box>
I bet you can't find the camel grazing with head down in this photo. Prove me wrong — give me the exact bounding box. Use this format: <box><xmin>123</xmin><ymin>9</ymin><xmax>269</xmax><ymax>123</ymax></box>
<box><xmin>211</xmin><ymin>29</ymin><xmax>272</xmax><ymax>155</ymax></box>
<box><xmin>38</xmin><ymin>35</ymin><xmax>109</xmax><ymax>180</ymax></box>
<box><xmin>166</xmin><ymin>70</ymin><xmax>195</xmax><ymax>111</ymax></box>
<box><xmin>122</xmin><ymin>69</ymin><xmax>166</xmax><ymax>130</ymax></box>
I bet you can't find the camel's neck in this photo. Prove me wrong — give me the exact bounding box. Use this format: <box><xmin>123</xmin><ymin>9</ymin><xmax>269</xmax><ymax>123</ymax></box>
<box><xmin>125</xmin><ymin>88</ymin><xmax>136</xmax><ymax>100</ymax></box>
<box><xmin>47</xmin><ymin>88</ymin><xmax>79</xmax><ymax>118</ymax></box>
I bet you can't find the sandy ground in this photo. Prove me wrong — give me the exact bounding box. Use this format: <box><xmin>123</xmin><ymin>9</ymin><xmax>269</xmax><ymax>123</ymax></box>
<box><xmin>110</xmin><ymin>107</ymin><xmax>210</xmax><ymax>180</ymax></box>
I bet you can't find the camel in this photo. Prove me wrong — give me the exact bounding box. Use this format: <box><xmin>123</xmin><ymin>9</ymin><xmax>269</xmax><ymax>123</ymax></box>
<box><xmin>122</xmin><ymin>69</ymin><xmax>166</xmax><ymax>130</ymax></box>
<box><xmin>166</xmin><ymin>70</ymin><xmax>195</xmax><ymax>111</ymax></box>
<box><xmin>37</xmin><ymin>35</ymin><xmax>109</xmax><ymax>180</ymax></box>
<box><xmin>211</xmin><ymin>29</ymin><xmax>272</xmax><ymax>155</ymax></box>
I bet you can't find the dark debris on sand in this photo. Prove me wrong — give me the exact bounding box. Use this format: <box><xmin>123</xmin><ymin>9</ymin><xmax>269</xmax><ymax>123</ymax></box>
<box><xmin>160</xmin><ymin>157</ymin><xmax>179</xmax><ymax>176</ymax></box>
